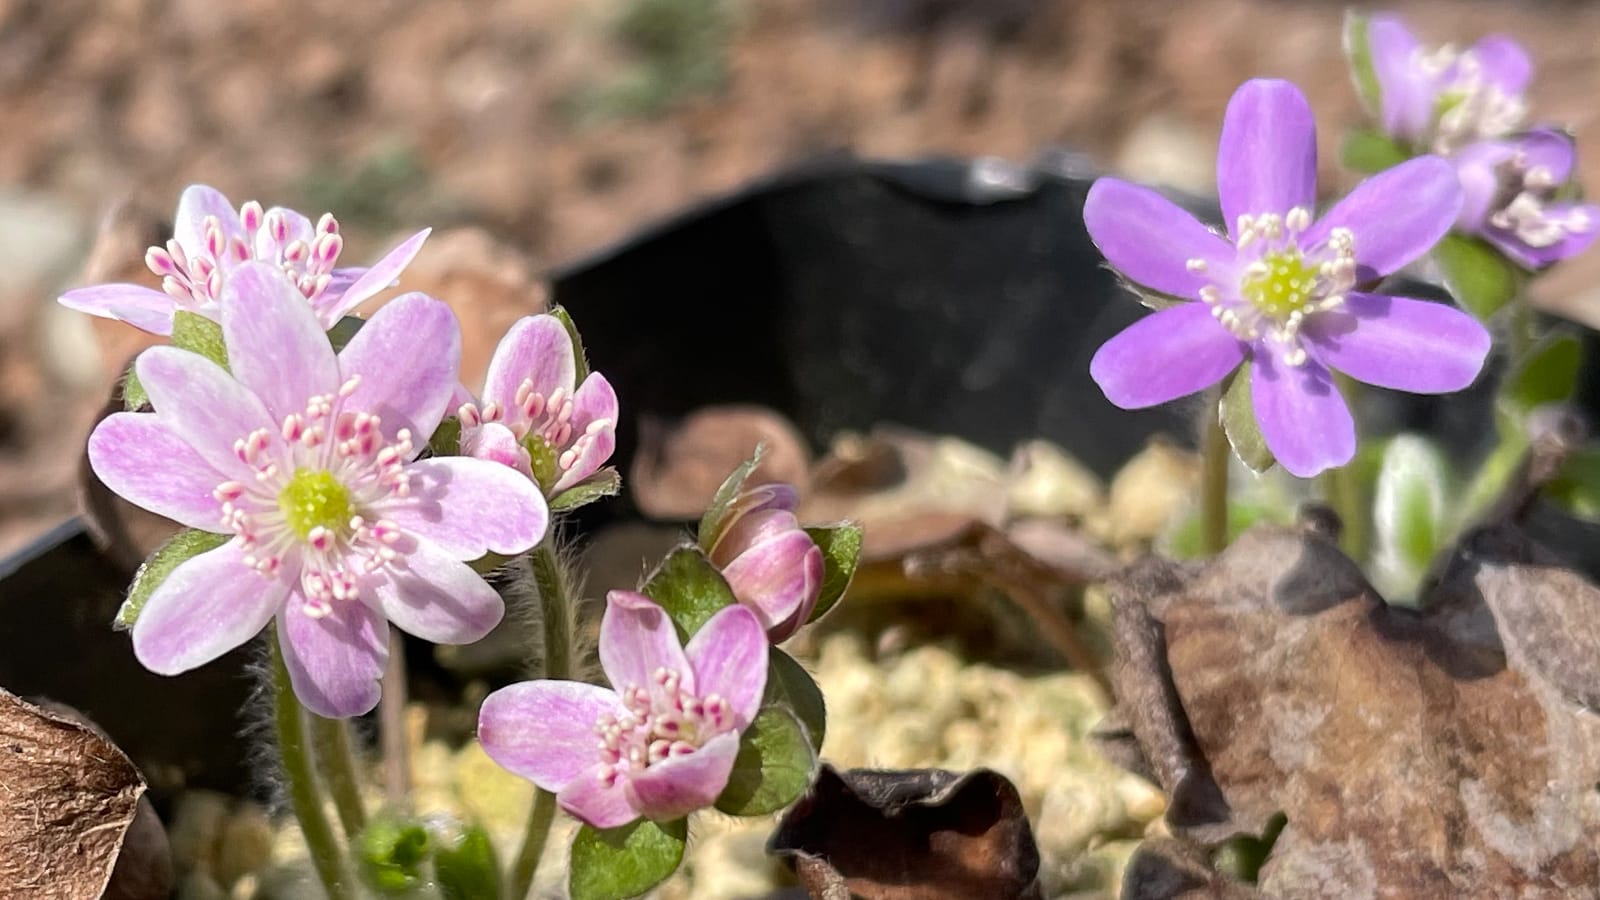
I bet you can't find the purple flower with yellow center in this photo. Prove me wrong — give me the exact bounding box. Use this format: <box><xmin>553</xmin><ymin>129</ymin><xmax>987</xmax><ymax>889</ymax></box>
<box><xmin>87</xmin><ymin>262</ymin><xmax>547</xmax><ymax>717</ymax></box>
<box><xmin>1452</xmin><ymin>128</ymin><xmax>1600</xmax><ymax>268</ymax></box>
<box><xmin>706</xmin><ymin>483</ymin><xmax>823</xmax><ymax>642</ymax></box>
<box><xmin>478</xmin><ymin>591</ymin><xmax>767</xmax><ymax>828</ymax></box>
<box><xmin>59</xmin><ymin>184</ymin><xmax>430</xmax><ymax>336</ymax></box>
<box><xmin>1084</xmin><ymin>79</ymin><xmax>1490</xmax><ymax>478</ymax></box>
<box><xmin>457</xmin><ymin>314</ymin><xmax>618</xmax><ymax>496</ymax></box>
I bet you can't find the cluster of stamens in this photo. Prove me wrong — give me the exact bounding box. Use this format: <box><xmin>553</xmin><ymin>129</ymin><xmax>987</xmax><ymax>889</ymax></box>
<box><xmin>212</xmin><ymin>375</ymin><xmax>419</xmax><ymax>616</ymax></box>
<box><xmin>1488</xmin><ymin>156</ymin><xmax>1594</xmax><ymax>249</ymax></box>
<box><xmin>1188</xmin><ymin>207</ymin><xmax>1357</xmax><ymax>367</ymax></box>
<box><xmin>593</xmin><ymin>668</ymin><xmax>732</xmax><ymax>788</ymax></box>
<box><xmin>1412</xmin><ymin>45</ymin><xmax>1526</xmax><ymax>153</ymax></box>
<box><xmin>459</xmin><ymin>377</ymin><xmax>611</xmax><ymax>479</ymax></box>
<box><xmin>144</xmin><ymin>202</ymin><xmax>346</xmax><ymax>309</ymax></box>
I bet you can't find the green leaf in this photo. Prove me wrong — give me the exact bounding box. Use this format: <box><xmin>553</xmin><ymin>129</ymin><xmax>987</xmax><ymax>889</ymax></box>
<box><xmin>116</xmin><ymin>529</ymin><xmax>231</xmax><ymax>629</ymax></box>
<box><xmin>697</xmin><ymin>450</ymin><xmax>766</xmax><ymax>551</ymax></box>
<box><xmin>765</xmin><ymin>648</ymin><xmax>826</xmax><ymax>752</ymax></box>
<box><xmin>171</xmin><ymin>310</ymin><xmax>229</xmax><ymax>370</ymax></box>
<box><xmin>640</xmin><ymin>544</ymin><xmax>738</xmax><ymax>639</ymax></box>
<box><xmin>550</xmin><ymin>304</ymin><xmax>591</xmax><ymax>385</ymax></box>
<box><xmin>714</xmin><ymin>706</ymin><xmax>816</xmax><ymax>816</ymax></box>
<box><xmin>1371</xmin><ymin>435</ymin><xmax>1452</xmax><ymax>601</ymax></box>
<box><xmin>1548</xmin><ymin>447</ymin><xmax>1600</xmax><ymax>519</ymax></box>
<box><xmin>432</xmin><ymin>823</ymin><xmax>501</xmax><ymax>900</ymax></box>
<box><xmin>1219</xmin><ymin>364</ymin><xmax>1275</xmax><ymax>473</ymax></box>
<box><xmin>1433</xmin><ymin>233</ymin><xmax>1524</xmax><ymax>321</ymax></box>
<box><xmin>327</xmin><ymin>314</ymin><xmax>366</xmax><ymax>353</ymax></box>
<box><xmin>549</xmin><ymin>467</ymin><xmax>623</xmax><ymax>512</ymax></box>
<box><xmin>569</xmin><ymin>818</ymin><xmax>687</xmax><ymax>900</ymax></box>
<box><xmin>427</xmin><ymin>417</ymin><xmax>462</xmax><ymax>457</ymax></box>
<box><xmin>803</xmin><ymin>524</ymin><xmax>861</xmax><ymax>624</ymax></box>
<box><xmin>1340</xmin><ymin>128</ymin><xmax>1410</xmax><ymax>174</ymax></box>
<box><xmin>1501</xmin><ymin>331</ymin><xmax>1582</xmax><ymax>418</ymax></box>
<box><xmin>357</xmin><ymin>818</ymin><xmax>433</xmax><ymax>895</ymax></box>
<box><xmin>1343</xmin><ymin>11</ymin><xmax>1380</xmax><ymax>113</ymax></box>
<box><xmin>121</xmin><ymin>364</ymin><xmax>149</xmax><ymax>411</ymax></box>
<box><xmin>1167</xmin><ymin>500</ymin><xmax>1279</xmax><ymax>561</ymax></box>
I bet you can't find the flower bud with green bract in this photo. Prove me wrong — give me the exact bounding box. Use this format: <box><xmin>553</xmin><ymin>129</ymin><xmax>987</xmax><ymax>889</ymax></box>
<box><xmin>706</xmin><ymin>483</ymin><xmax>824</xmax><ymax>641</ymax></box>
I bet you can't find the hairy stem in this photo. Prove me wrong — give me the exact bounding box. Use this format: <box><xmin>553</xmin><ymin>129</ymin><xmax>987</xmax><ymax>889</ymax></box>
<box><xmin>271</xmin><ymin>633</ymin><xmax>354</xmax><ymax>899</ymax></box>
<box><xmin>309</xmin><ymin>716</ymin><xmax>368</xmax><ymax>840</ymax></box>
<box><xmin>380</xmin><ymin>625</ymin><xmax>411</xmax><ymax>806</ymax></box>
<box><xmin>1201</xmin><ymin>395</ymin><xmax>1230</xmax><ymax>556</ymax></box>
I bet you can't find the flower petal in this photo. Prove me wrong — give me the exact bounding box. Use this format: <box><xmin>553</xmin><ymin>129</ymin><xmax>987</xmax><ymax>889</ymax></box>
<box><xmin>1485</xmin><ymin>202</ymin><xmax>1600</xmax><ymax>269</ymax></box>
<box><xmin>551</xmin><ymin>374</ymin><xmax>620</xmax><ymax>494</ymax></box>
<box><xmin>461</xmin><ymin>422</ymin><xmax>534</xmax><ymax>478</ymax></box>
<box><xmin>136</xmin><ymin>346</ymin><xmax>279</xmax><ymax>482</ymax></box>
<box><xmin>376</xmin><ymin>457</ymin><xmax>547</xmax><ymax>558</ymax></box>
<box><xmin>57</xmin><ymin>284</ymin><xmax>176</xmax><ymax>335</ymax></box>
<box><xmin>478</xmin><ymin>680</ymin><xmax>626</xmax><ymax>790</ymax></box>
<box><xmin>599</xmin><ymin>591</ymin><xmax>691</xmax><ymax>695</ymax></box>
<box><xmin>767</xmin><ymin>545</ymin><xmax>825</xmax><ymax>642</ymax></box>
<box><xmin>1305</xmin><ymin>155</ymin><xmax>1461</xmax><ymax>279</ymax></box>
<box><xmin>1452</xmin><ymin>141</ymin><xmax>1513</xmax><ymax>231</ymax></box>
<box><xmin>684</xmin><ymin>604</ymin><xmax>768</xmax><ymax>727</ymax></box>
<box><xmin>132</xmin><ymin>540</ymin><xmax>286</xmax><ymax>674</ymax></box>
<box><xmin>278</xmin><ymin>594</ymin><xmax>389</xmax><ymax>719</ymax></box>
<box><xmin>255</xmin><ymin>206</ymin><xmax>313</xmax><ymax>258</ymax></box>
<box><xmin>1082</xmin><ymin>179</ymin><xmax>1231</xmax><ymax>299</ymax></box>
<box><xmin>558</xmin><ymin>771</ymin><xmax>638</xmax><ymax>829</ymax></box>
<box><xmin>339</xmin><ymin>292</ymin><xmax>460</xmax><ymax>444</ymax></box>
<box><xmin>319</xmin><ymin>228</ymin><xmax>431</xmax><ymax>322</ymax></box>
<box><xmin>1250</xmin><ymin>354</ymin><xmax>1356</xmax><ymax>479</ymax></box>
<box><xmin>484</xmin><ymin>316</ymin><xmax>577</xmax><ymax>415</ymax></box>
<box><xmin>1513</xmin><ymin>129</ymin><xmax>1577</xmax><ymax>185</ymax></box>
<box><xmin>1089</xmin><ymin>303</ymin><xmax>1245</xmax><ymax>409</ymax></box>
<box><xmin>1367</xmin><ymin>15</ymin><xmax>1430</xmax><ymax>141</ymax></box>
<box><xmin>88</xmin><ymin>413</ymin><xmax>225</xmax><ymax>530</ymax></box>
<box><xmin>1471</xmin><ymin>35</ymin><xmax>1533</xmax><ymax>97</ymax></box>
<box><xmin>623</xmin><ymin>731</ymin><xmax>740</xmax><ymax>822</ymax></box>
<box><xmin>722</xmin><ymin>530</ymin><xmax>821</xmax><ymax>636</ymax></box>
<box><xmin>370</xmin><ymin>535</ymin><xmax>505</xmax><ymax>644</ymax></box>
<box><xmin>221</xmin><ymin>262</ymin><xmax>340</xmax><ymax>423</ymax></box>
<box><xmin>174</xmin><ymin>185</ymin><xmax>242</xmax><ymax>257</ymax></box>
<box><xmin>1218</xmin><ymin>79</ymin><xmax>1318</xmax><ymax>233</ymax></box>
<box><xmin>1304</xmin><ymin>292</ymin><xmax>1490</xmax><ymax>393</ymax></box>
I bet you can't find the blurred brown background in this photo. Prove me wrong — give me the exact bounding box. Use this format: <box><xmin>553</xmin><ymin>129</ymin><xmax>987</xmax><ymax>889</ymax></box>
<box><xmin>3</xmin><ymin>0</ymin><xmax>1598</xmax><ymax>559</ymax></box>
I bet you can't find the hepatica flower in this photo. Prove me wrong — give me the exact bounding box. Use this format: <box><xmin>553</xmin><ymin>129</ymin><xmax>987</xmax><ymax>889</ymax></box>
<box><xmin>60</xmin><ymin>184</ymin><xmax>429</xmax><ymax>336</ymax></box>
<box><xmin>1084</xmin><ymin>79</ymin><xmax>1490</xmax><ymax>478</ymax></box>
<box><xmin>458</xmin><ymin>314</ymin><xmax>618</xmax><ymax>495</ymax></box>
<box><xmin>706</xmin><ymin>483</ymin><xmax>823</xmax><ymax>642</ymax></box>
<box><xmin>87</xmin><ymin>262</ymin><xmax>547</xmax><ymax>717</ymax></box>
<box><xmin>478</xmin><ymin>591</ymin><xmax>767</xmax><ymax>828</ymax></box>
<box><xmin>1453</xmin><ymin>128</ymin><xmax>1599</xmax><ymax>268</ymax></box>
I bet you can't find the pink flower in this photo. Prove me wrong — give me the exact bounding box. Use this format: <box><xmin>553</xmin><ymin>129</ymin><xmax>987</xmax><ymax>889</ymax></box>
<box><xmin>458</xmin><ymin>314</ymin><xmax>618</xmax><ymax>496</ymax></box>
<box><xmin>60</xmin><ymin>184</ymin><xmax>429</xmax><ymax>336</ymax></box>
<box><xmin>87</xmin><ymin>262</ymin><xmax>546</xmax><ymax>717</ymax></box>
<box><xmin>478</xmin><ymin>592</ymin><xmax>767</xmax><ymax>828</ymax></box>
<box><xmin>707</xmin><ymin>483</ymin><xmax>824</xmax><ymax>641</ymax></box>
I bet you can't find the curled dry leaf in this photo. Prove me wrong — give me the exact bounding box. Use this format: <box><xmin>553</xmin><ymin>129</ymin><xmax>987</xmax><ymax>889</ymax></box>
<box><xmin>768</xmin><ymin>764</ymin><xmax>1042</xmax><ymax>900</ymax></box>
<box><xmin>1100</xmin><ymin>522</ymin><xmax>1600</xmax><ymax>897</ymax></box>
<box><xmin>0</xmin><ymin>688</ymin><xmax>148</xmax><ymax>899</ymax></box>
<box><xmin>630</xmin><ymin>405</ymin><xmax>811</xmax><ymax>520</ymax></box>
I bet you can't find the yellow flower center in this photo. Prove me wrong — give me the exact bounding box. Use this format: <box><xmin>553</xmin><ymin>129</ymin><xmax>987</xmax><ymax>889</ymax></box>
<box><xmin>1240</xmin><ymin>250</ymin><xmax>1320</xmax><ymax>321</ymax></box>
<box><xmin>278</xmin><ymin>468</ymin><xmax>352</xmax><ymax>541</ymax></box>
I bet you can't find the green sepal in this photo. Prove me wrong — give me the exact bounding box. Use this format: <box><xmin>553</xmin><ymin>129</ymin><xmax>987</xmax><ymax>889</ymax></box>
<box><xmin>802</xmin><ymin>524</ymin><xmax>861</xmax><ymax>624</ymax></box>
<box><xmin>357</xmin><ymin>817</ymin><xmax>432</xmax><ymax>895</ymax></box>
<box><xmin>697</xmin><ymin>448</ymin><xmax>765</xmax><ymax>551</ymax></box>
<box><xmin>327</xmin><ymin>314</ymin><xmax>366</xmax><ymax>353</ymax></box>
<box><xmin>432</xmin><ymin>823</ymin><xmax>502</xmax><ymax>900</ymax></box>
<box><xmin>1342</xmin><ymin>11</ymin><xmax>1381</xmax><ymax>114</ymax></box>
<box><xmin>1500</xmin><ymin>330</ymin><xmax>1582</xmax><ymax>419</ymax></box>
<box><xmin>121</xmin><ymin>365</ymin><xmax>150</xmax><ymax>411</ymax></box>
<box><xmin>569</xmin><ymin>818</ymin><xmax>687</xmax><ymax>900</ymax></box>
<box><xmin>550</xmin><ymin>304</ymin><xmax>591</xmax><ymax>385</ymax></box>
<box><xmin>764</xmin><ymin>648</ymin><xmax>826</xmax><ymax>752</ymax></box>
<box><xmin>526</xmin><ymin>434</ymin><xmax>561</xmax><ymax>492</ymax></box>
<box><xmin>713</xmin><ymin>706</ymin><xmax>816</xmax><ymax>816</ymax></box>
<box><xmin>1432</xmin><ymin>233</ymin><xmax>1524</xmax><ymax>322</ymax></box>
<box><xmin>427</xmin><ymin>417</ymin><xmax>462</xmax><ymax>457</ymax></box>
<box><xmin>549</xmin><ymin>467</ymin><xmax>623</xmax><ymax>512</ymax></box>
<box><xmin>1219</xmin><ymin>363</ymin><xmax>1275</xmax><ymax>473</ymax></box>
<box><xmin>1340</xmin><ymin>128</ymin><xmax>1410</xmax><ymax>174</ymax></box>
<box><xmin>640</xmin><ymin>544</ymin><xmax>738</xmax><ymax>640</ymax></box>
<box><xmin>171</xmin><ymin>310</ymin><xmax>229</xmax><ymax>371</ymax></box>
<box><xmin>115</xmin><ymin>529</ymin><xmax>231</xmax><ymax>630</ymax></box>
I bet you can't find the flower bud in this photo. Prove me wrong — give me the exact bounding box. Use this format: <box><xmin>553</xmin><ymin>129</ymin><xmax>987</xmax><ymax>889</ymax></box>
<box><xmin>709</xmin><ymin>483</ymin><xmax>824</xmax><ymax>641</ymax></box>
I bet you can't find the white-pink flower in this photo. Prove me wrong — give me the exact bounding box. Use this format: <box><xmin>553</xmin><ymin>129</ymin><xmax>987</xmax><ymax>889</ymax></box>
<box><xmin>87</xmin><ymin>262</ymin><xmax>546</xmax><ymax>717</ymax></box>
<box><xmin>60</xmin><ymin>184</ymin><xmax>429</xmax><ymax>336</ymax></box>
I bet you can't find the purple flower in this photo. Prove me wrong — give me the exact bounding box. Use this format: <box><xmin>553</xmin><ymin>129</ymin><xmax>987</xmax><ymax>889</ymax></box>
<box><xmin>1084</xmin><ymin>79</ymin><xmax>1490</xmax><ymax>478</ymax></box>
<box><xmin>1452</xmin><ymin>128</ymin><xmax>1600</xmax><ymax>268</ymax></box>
<box><xmin>478</xmin><ymin>591</ymin><xmax>767</xmax><ymax>828</ymax></box>
<box><xmin>457</xmin><ymin>314</ymin><xmax>618</xmax><ymax>496</ymax></box>
<box><xmin>87</xmin><ymin>261</ymin><xmax>547</xmax><ymax>717</ymax></box>
<box><xmin>59</xmin><ymin>184</ymin><xmax>430</xmax><ymax>336</ymax></box>
<box><xmin>707</xmin><ymin>483</ymin><xmax>823</xmax><ymax>641</ymax></box>
<box><xmin>1361</xmin><ymin>14</ymin><xmax>1530</xmax><ymax>153</ymax></box>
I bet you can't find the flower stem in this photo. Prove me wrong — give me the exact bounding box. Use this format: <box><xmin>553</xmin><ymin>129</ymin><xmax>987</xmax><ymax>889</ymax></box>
<box><xmin>1201</xmin><ymin>394</ymin><xmax>1230</xmax><ymax>556</ymax></box>
<box><xmin>1322</xmin><ymin>463</ymin><xmax>1368</xmax><ymax>561</ymax></box>
<box><xmin>270</xmin><ymin>633</ymin><xmax>354</xmax><ymax>899</ymax></box>
<box><xmin>309</xmin><ymin>716</ymin><xmax>367</xmax><ymax>840</ymax></box>
<box><xmin>507</xmin><ymin>537</ymin><xmax>575</xmax><ymax>899</ymax></box>
<box><xmin>380</xmin><ymin>625</ymin><xmax>411</xmax><ymax>806</ymax></box>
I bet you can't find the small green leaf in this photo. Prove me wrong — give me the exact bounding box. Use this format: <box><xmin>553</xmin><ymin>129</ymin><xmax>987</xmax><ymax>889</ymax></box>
<box><xmin>1343</xmin><ymin>11</ymin><xmax>1380</xmax><ymax>113</ymax></box>
<box><xmin>327</xmin><ymin>315</ymin><xmax>366</xmax><ymax>353</ymax></box>
<box><xmin>697</xmin><ymin>449</ymin><xmax>766</xmax><ymax>550</ymax></box>
<box><xmin>1340</xmin><ymin>128</ymin><xmax>1410</xmax><ymax>174</ymax></box>
<box><xmin>550</xmin><ymin>304</ymin><xmax>591</xmax><ymax>385</ymax></box>
<box><xmin>171</xmin><ymin>310</ymin><xmax>229</xmax><ymax>370</ymax></box>
<box><xmin>121</xmin><ymin>365</ymin><xmax>149</xmax><ymax>411</ymax></box>
<box><xmin>641</xmin><ymin>544</ymin><xmax>738</xmax><ymax>639</ymax></box>
<box><xmin>427</xmin><ymin>417</ymin><xmax>462</xmax><ymax>457</ymax></box>
<box><xmin>1167</xmin><ymin>500</ymin><xmax>1279</xmax><ymax>561</ymax></box>
<box><xmin>803</xmin><ymin>524</ymin><xmax>861</xmax><ymax>624</ymax></box>
<box><xmin>714</xmin><ymin>706</ymin><xmax>816</xmax><ymax>816</ymax></box>
<box><xmin>116</xmin><ymin>529</ymin><xmax>231</xmax><ymax>629</ymax></box>
<box><xmin>1548</xmin><ymin>447</ymin><xmax>1600</xmax><ymax>519</ymax></box>
<box><xmin>357</xmin><ymin>818</ymin><xmax>432</xmax><ymax>895</ymax></box>
<box><xmin>1500</xmin><ymin>331</ymin><xmax>1582</xmax><ymax>418</ymax></box>
<box><xmin>1371</xmin><ymin>435</ymin><xmax>1452</xmax><ymax>602</ymax></box>
<box><xmin>764</xmin><ymin>649</ymin><xmax>826</xmax><ymax>752</ymax></box>
<box><xmin>1219</xmin><ymin>364</ymin><xmax>1275</xmax><ymax>473</ymax></box>
<box><xmin>549</xmin><ymin>467</ymin><xmax>623</xmax><ymax>512</ymax></box>
<box><xmin>569</xmin><ymin>818</ymin><xmax>687</xmax><ymax>900</ymax></box>
<box><xmin>432</xmin><ymin>823</ymin><xmax>501</xmax><ymax>900</ymax></box>
<box><xmin>1433</xmin><ymin>233</ymin><xmax>1524</xmax><ymax>321</ymax></box>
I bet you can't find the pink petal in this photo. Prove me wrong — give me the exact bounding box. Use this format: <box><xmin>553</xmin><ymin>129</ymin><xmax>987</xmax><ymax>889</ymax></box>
<box><xmin>1303</xmin><ymin>293</ymin><xmax>1490</xmax><ymax>393</ymax></box>
<box><xmin>684</xmin><ymin>604</ymin><xmax>768</xmax><ymax>727</ymax></box>
<box><xmin>484</xmin><ymin>316</ymin><xmax>576</xmax><ymax>414</ymax></box>
<box><xmin>1090</xmin><ymin>302</ymin><xmax>1246</xmax><ymax>408</ymax></box>
<box><xmin>320</xmin><ymin>228</ymin><xmax>431</xmax><ymax>322</ymax></box>
<box><xmin>255</xmin><ymin>206</ymin><xmax>313</xmax><ymax>258</ymax></box>
<box><xmin>766</xmin><ymin>544</ymin><xmax>825</xmax><ymax>642</ymax></box>
<box><xmin>461</xmin><ymin>422</ymin><xmax>534</xmax><ymax>478</ymax></box>
<box><xmin>369</xmin><ymin>534</ymin><xmax>505</xmax><ymax>644</ymax></box>
<box><xmin>339</xmin><ymin>292</ymin><xmax>460</xmax><ymax>445</ymax></box>
<box><xmin>132</xmin><ymin>540</ymin><xmax>286</xmax><ymax>674</ymax></box>
<box><xmin>722</xmin><ymin>530</ymin><xmax>821</xmax><ymax>635</ymax></box>
<box><xmin>174</xmin><ymin>185</ymin><xmax>243</xmax><ymax>258</ymax></box>
<box><xmin>57</xmin><ymin>284</ymin><xmax>176</xmax><ymax>335</ymax></box>
<box><xmin>1218</xmin><ymin>80</ymin><xmax>1318</xmax><ymax>235</ymax></box>
<box><xmin>623</xmin><ymin>731</ymin><xmax>740</xmax><ymax>822</ymax></box>
<box><xmin>550</xmin><ymin>373</ymin><xmax>619</xmax><ymax>494</ymax></box>
<box><xmin>1083</xmin><ymin>178</ymin><xmax>1232</xmax><ymax>299</ymax></box>
<box><xmin>278</xmin><ymin>595</ymin><xmax>389</xmax><ymax>718</ymax></box>
<box><xmin>88</xmin><ymin>413</ymin><xmax>226</xmax><ymax>530</ymax></box>
<box><xmin>558</xmin><ymin>771</ymin><xmax>639</xmax><ymax>829</ymax></box>
<box><xmin>375</xmin><ymin>457</ymin><xmax>547</xmax><ymax>558</ymax></box>
<box><xmin>136</xmin><ymin>346</ymin><xmax>279</xmax><ymax>482</ymax></box>
<box><xmin>599</xmin><ymin>591</ymin><xmax>692</xmax><ymax>696</ymax></box>
<box><xmin>478</xmin><ymin>680</ymin><xmax>626</xmax><ymax>790</ymax></box>
<box><xmin>1250</xmin><ymin>354</ymin><xmax>1356</xmax><ymax>479</ymax></box>
<box><xmin>221</xmin><ymin>262</ymin><xmax>340</xmax><ymax>423</ymax></box>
